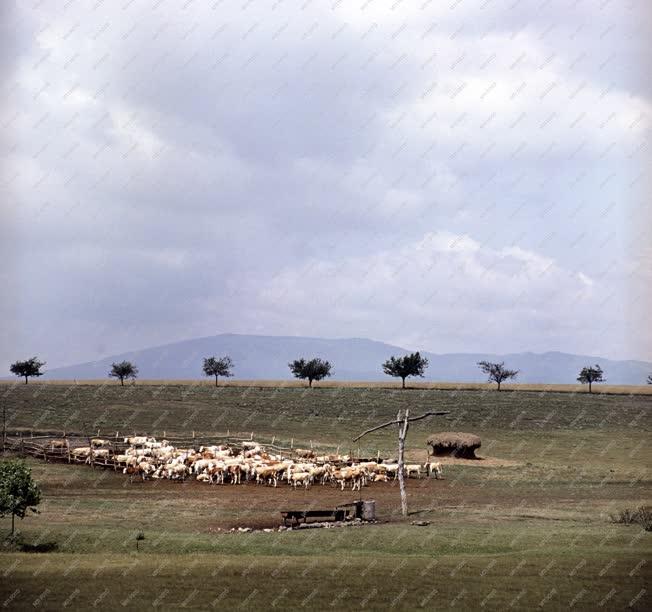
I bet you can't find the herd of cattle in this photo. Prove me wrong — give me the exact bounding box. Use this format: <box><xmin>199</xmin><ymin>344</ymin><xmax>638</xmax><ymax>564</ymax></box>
<box><xmin>58</xmin><ymin>436</ymin><xmax>443</xmax><ymax>491</ymax></box>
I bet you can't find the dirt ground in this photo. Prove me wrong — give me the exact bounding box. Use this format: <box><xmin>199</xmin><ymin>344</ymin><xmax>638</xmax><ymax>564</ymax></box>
<box><xmin>64</xmin><ymin>462</ymin><xmax>633</xmax><ymax>533</ymax></box>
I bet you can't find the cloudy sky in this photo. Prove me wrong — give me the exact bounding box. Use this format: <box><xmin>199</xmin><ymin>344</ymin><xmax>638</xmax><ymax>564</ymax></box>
<box><xmin>1</xmin><ymin>0</ymin><xmax>651</xmax><ymax>371</ymax></box>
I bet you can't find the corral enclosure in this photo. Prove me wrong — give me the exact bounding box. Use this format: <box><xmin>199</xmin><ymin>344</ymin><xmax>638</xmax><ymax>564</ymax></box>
<box><xmin>1</xmin><ymin>382</ymin><xmax>651</xmax><ymax>610</ymax></box>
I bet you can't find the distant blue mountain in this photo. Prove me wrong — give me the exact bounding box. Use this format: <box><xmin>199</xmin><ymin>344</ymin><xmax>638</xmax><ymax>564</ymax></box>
<box><xmin>41</xmin><ymin>333</ymin><xmax>652</xmax><ymax>385</ymax></box>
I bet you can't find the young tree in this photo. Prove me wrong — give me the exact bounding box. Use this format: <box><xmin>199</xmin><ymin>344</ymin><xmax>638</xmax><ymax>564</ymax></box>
<box><xmin>202</xmin><ymin>356</ymin><xmax>234</xmax><ymax>386</ymax></box>
<box><xmin>577</xmin><ymin>364</ymin><xmax>605</xmax><ymax>393</ymax></box>
<box><xmin>647</xmin><ymin>374</ymin><xmax>652</xmax><ymax>385</ymax></box>
<box><xmin>0</xmin><ymin>460</ymin><xmax>42</xmax><ymax>535</ymax></box>
<box><xmin>288</xmin><ymin>358</ymin><xmax>332</xmax><ymax>388</ymax></box>
<box><xmin>382</xmin><ymin>352</ymin><xmax>429</xmax><ymax>389</ymax></box>
<box><xmin>9</xmin><ymin>357</ymin><xmax>46</xmax><ymax>384</ymax></box>
<box><xmin>477</xmin><ymin>361</ymin><xmax>519</xmax><ymax>391</ymax></box>
<box><xmin>109</xmin><ymin>361</ymin><xmax>138</xmax><ymax>386</ymax></box>
<box><xmin>354</xmin><ymin>409</ymin><xmax>449</xmax><ymax>516</ymax></box>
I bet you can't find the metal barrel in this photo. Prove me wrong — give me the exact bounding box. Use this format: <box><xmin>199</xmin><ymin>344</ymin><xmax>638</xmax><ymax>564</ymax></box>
<box><xmin>361</xmin><ymin>500</ymin><xmax>376</xmax><ymax>521</ymax></box>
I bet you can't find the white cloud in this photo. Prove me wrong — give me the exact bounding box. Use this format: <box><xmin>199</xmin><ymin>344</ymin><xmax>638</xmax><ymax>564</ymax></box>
<box><xmin>251</xmin><ymin>230</ymin><xmax>604</xmax><ymax>354</ymax></box>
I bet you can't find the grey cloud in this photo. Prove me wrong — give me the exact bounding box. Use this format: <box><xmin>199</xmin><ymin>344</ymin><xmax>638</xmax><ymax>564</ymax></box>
<box><xmin>1</xmin><ymin>0</ymin><xmax>650</xmax><ymax>371</ymax></box>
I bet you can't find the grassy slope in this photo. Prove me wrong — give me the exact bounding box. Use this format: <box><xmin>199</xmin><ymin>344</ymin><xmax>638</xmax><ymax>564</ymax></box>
<box><xmin>0</xmin><ymin>385</ymin><xmax>650</xmax><ymax>610</ymax></box>
<box><xmin>2</xmin><ymin>383</ymin><xmax>651</xmax><ymax>440</ymax></box>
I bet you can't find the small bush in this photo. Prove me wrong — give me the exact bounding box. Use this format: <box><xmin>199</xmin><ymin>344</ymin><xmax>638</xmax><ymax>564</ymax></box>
<box><xmin>1</xmin><ymin>534</ymin><xmax>58</xmax><ymax>553</ymax></box>
<box><xmin>20</xmin><ymin>541</ymin><xmax>58</xmax><ymax>553</ymax></box>
<box><xmin>1</xmin><ymin>532</ymin><xmax>22</xmax><ymax>551</ymax></box>
<box><xmin>610</xmin><ymin>506</ymin><xmax>652</xmax><ymax>531</ymax></box>
<box><xmin>636</xmin><ymin>507</ymin><xmax>652</xmax><ymax>531</ymax></box>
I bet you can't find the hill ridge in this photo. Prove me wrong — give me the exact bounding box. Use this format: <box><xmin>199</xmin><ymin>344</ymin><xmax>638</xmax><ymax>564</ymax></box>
<box><xmin>36</xmin><ymin>333</ymin><xmax>652</xmax><ymax>385</ymax></box>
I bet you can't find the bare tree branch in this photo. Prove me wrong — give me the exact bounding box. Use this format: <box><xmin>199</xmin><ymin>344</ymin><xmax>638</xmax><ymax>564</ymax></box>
<box><xmin>353</xmin><ymin>411</ymin><xmax>449</xmax><ymax>441</ymax></box>
<box><xmin>352</xmin><ymin>419</ymin><xmax>401</xmax><ymax>441</ymax></box>
<box><xmin>405</xmin><ymin>410</ymin><xmax>450</xmax><ymax>423</ymax></box>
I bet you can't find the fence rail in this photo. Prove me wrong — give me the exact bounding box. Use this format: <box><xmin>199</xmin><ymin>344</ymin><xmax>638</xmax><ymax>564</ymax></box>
<box><xmin>2</xmin><ymin>430</ymin><xmax>388</xmax><ymax>466</ymax></box>
<box><xmin>3</xmin><ymin>429</ymin><xmax>351</xmax><ymax>452</ymax></box>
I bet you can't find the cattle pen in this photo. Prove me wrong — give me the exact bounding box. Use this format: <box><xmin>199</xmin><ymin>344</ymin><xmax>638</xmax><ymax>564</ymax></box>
<box><xmin>2</xmin><ymin>431</ymin><xmax>388</xmax><ymax>468</ymax></box>
<box><xmin>0</xmin><ymin>430</ymin><xmax>404</xmax><ymax>492</ymax></box>
<box><xmin>3</xmin><ymin>431</ymin><xmax>298</xmax><ymax>467</ymax></box>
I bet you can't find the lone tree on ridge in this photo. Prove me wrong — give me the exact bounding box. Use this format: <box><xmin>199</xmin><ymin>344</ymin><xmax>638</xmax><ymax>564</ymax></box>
<box><xmin>577</xmin><ymin>364</ymin><xmax>605</xmax><ymax>393</ymax></box>
<box><xmin>109</xmin><ymin>361</ymin><xmax>138</xmax><ymax>386</ymax></box>
<box><xmin>9</xmin><ymin>357</ymin><xmax>46</xmax><ymax>384</ymax></box>
<box><xmin>288</xmin><ymin>358</ymin><xmax>332</xmax><ymax>388</ymax></box>
<box><xmin>382</xmin><ymin>352</ymin><xmax>429</xmax><ymax>389</ymax></box>
<box><xmin>477</xmin><ymin>361</ymin><xmax>519</xmax><ymax>391</ymax></box>
<box><xmin>202</xmin><ymin>356</ymin><xmax>234</xmax><ymax>386</ymax></box>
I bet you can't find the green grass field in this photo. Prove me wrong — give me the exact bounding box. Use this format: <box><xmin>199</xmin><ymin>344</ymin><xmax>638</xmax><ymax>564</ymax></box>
<box><xmin>1</xmin><ymin>384</ymin><xmax>650</xmax><ymax>610</ymax></box>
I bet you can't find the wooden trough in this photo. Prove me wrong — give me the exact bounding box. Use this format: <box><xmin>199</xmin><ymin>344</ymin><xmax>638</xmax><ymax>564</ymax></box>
<box><xmin>281</xmin><ymin>508</ymin><xmax>348</xmax><ymax>527</ymax></box>
<box><xmin>281</xmin><ymin>500</ymin><xmax>376</xmax><ymax>527</ymax></box>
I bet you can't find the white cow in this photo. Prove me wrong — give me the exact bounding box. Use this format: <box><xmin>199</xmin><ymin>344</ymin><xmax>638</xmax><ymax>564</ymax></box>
<box><xmin>424</xmin><ymin>462</ymin><xmax>443</xmax><ymax>479</ymax></box>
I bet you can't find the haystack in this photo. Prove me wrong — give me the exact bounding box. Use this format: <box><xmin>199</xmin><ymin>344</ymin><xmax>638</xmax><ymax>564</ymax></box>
<box><xmin>426</xmin><ymin>432</ymin><xmax>481</xmax><ymax>459</ymax></box>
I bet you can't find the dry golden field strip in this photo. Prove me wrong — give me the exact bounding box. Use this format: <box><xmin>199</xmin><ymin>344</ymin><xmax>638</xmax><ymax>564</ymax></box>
<box><xmin>3</xmin><ymin>378</ymin><xmax>652</xmax><ymax>395</ymax></box>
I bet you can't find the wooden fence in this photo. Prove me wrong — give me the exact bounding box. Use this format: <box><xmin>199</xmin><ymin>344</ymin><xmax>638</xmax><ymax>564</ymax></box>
<box><xmin>2</xmin><ymin>431</ymin><xmax>387</xmax><ymax>469</ymax></box>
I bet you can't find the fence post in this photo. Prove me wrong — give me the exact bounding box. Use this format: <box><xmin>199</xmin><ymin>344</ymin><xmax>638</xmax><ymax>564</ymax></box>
<box><xmin>291</xmin><ymin>438</ymin><xmax>294</xmax><ymax>449</ymax></box>
<box><xmin>86</xmin><ymin>432</ymin><xmax>94</xmax><ymax>469</ymax></box>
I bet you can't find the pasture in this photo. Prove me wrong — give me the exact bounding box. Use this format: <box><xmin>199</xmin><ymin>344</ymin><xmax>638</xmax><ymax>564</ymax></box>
<box><xmin>1</xmin><ymin>383</ymin><xmax>651</xmax><ymax>610</ymax></box>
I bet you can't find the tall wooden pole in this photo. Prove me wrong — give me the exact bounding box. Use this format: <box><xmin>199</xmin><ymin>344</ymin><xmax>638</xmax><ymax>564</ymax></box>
<box><xmin>354</xmin><ymin>409</ymin><xmax>449</xmax><ymax>518</ymax></box>
<box><xmin>396</xmin><ymin>409</ymin><xmax>409</xmax><ymax>516</ymax></box>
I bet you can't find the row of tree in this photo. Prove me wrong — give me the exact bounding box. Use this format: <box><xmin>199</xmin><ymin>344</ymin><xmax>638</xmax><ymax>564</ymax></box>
<box><xmin>9</xmin><ymin>354</ymin><xmax>642</xmax><ymax>393</ymax></box>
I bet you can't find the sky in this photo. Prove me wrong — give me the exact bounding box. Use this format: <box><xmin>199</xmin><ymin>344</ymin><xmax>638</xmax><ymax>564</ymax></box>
<box><xmin>1</xmin><ymin>0</ymin><xmax>651</xmax><ymax>372</ymax></box>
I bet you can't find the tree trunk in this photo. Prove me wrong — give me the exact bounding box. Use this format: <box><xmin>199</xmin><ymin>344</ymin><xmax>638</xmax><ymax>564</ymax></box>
<box><xmin>397</xmin><ymin>409</ymin><xmax>409</xmax><ymax>517</ymax></box>
<box><xmin>308</xmin><ymin>379</ymin><xmax>313</xmax><ymax>388</ymax></box>
<box><xmin>401</xmin><ymin>377</ymin><xmax>406</xmax><ymax>389</ymax></box>
<box><xmin>24</xmin><ymin>376</ymin><xmax>28</xmax><ymax>384</ymax></box>
<box><xmin>120</xmin><ymin>377</ymin><xmax>124</xmax><ymax>387</ymax></box>
<box><xmin>11</xmin><ymin>513</ymin><xmax>15</xmax><ymax>535</ymax></box>
<box><xmin>353</xmin><ymin>409</ymin><xmax>450</xmax><ymax>521</ymax></box>
<box><xmin>215</xmin><ymin>375</ymin><xmax>218</xmax><ymax>387</ymax></box>
<box><xmin>497</xmin><ymin>380</ymin><xmax>501</xmax><ymax>391</ymax></box>
<box><xmin>588</xmin><ymin>381</ymin><xmax>592</xmax><ymax>393</ymax></box>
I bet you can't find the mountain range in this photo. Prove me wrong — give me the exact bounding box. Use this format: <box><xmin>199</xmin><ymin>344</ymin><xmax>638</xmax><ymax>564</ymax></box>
<box><xmin>40</xmin><ymin>334</ymin><xmax>652</xmax><ymax>385</ymax></box>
